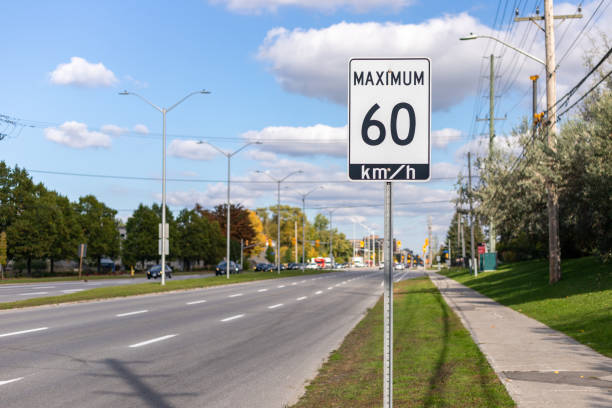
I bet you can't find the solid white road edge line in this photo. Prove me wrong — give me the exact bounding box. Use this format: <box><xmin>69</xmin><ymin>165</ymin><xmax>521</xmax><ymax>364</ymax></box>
<box><xmin>0</xmin><ymin>377</ymin><xmax>24</xmax><ymax>386</ymax></box>
<box><xmin>129</xmin><ymin>334</ymin><xmax>177</xmax><ymax>348</ymax></box>
<box><xmin>0</xmin><ymin>327</ymin><xmax>48</xmax><ymax>338</ymax></box>
<box><xmin>228</xmin><ymin>293</ymin><xmax>243</xmax><ymax>298</ymax></box>
<box><xmin>19</xmin><ymin>292</ymin><xmax>48</xmax><ymax>296</ymax></box>
<box><xmin>116</xmin><ymin>310</ymin><xmax>148</xmax><ymax>317</ymax></box>
<box><xmin>221</xmin><ymin>314</ymin><xmax>244</xmax><ymax>322</ymax></box>
<box><xmin>268</xmin><ymin>304</ymin><xmax>283</xmax><ymax>309</ymax></box>
<box><xmin>186</xmin><ymin>300</ymin><xmax>207</xmax><ymax>305</ymax></box>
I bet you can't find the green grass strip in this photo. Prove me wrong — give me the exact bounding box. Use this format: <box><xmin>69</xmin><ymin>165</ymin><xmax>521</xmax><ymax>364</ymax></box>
<box><xmin>441</xmin><ymin>256</ymin><xmax>612</xmax><ymax>358</ymax></box>
<box><xmin>0</xmin><ymin>270</ymin><xmax>335</xmax><ymax>310</ymax></box>
<box><xmin>291</xmin><ymin>278</ymin><xmax>514</xmax><ymax>407</ymax></box>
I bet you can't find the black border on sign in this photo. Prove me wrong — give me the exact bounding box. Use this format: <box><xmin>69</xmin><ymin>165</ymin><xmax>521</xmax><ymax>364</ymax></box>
<box><xmin>347</xmin><ymin>57</ymin><xmax>431</xmax><ymax>182</ymax></box>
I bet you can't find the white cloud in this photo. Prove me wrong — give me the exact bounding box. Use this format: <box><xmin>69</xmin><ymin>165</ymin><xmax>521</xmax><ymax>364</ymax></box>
<box><xmin>432</xmin><ymin>162</ymin><xmax>460</xmax><ymax>179</ymax></box>
<box><xmin>432</xmin><ymin>128</ymin><xmax>462</xmax><ymax>148</ymax></box>
<box><xmin>44</xmin><ymin>121</ymin><xmax>112</xmax><ymax>149</ymax></box>
<box><xmin>101</xmin><ymin>124</ymin><xmax>128</xmax><ymax>137</ymax></box>
<box><xmin>133</xmin><ymin>124</ymin><xmax>149</xmax><ymax>134</ymax></box>
<box><xmin>212</xmin><ymin>0</ymin><xmax>412</xmax><ymax>13</ymax></box>
<box><xmin>454</xmin><ymin>134</ymin><xmax>522</xmax><ymax>163</ymax></box>
<box><xmin>164</xmin><ymin>183</ymin><xmax>260</xmax><ymax>208</ymax></box>
<box><xmin>242</xmin><ymin>124</ymin><xmax>346</xmax><ymax>157</ymax></box>
<box><xmin>49</xmin><ymin>57</ymin><xmax>118</xmax><ymax>87</ymax></box>
<box><xmin>257</xmin><ymin>14</ymin><xmax>493</xmax><ymax>111</ymax></box>
<box><xmin>168</xmin><ymin>140</ymin><xmax>219</xmax><ymax>161</ymax></box>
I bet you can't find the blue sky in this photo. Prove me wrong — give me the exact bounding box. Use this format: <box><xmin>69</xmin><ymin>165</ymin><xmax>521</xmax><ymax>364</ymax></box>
<box><xmin>2</xmin><ymin>0</ymin><xmax>609</xmax><ymax>253</ymax></box>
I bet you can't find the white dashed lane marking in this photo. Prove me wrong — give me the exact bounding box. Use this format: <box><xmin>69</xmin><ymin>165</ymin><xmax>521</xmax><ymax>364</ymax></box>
<box><xmin>277</xmin><ymin>285</ymin><xmax>285</xmax><ymax>288</ymax></box>
<box><xmin>186</xmin><ymin>300</ymin><xmax>207</xmax><ymax>305</ymax></box>
<box><xmin>221</xmin><ymin>314</ymin><xmax>244</xmax><ymax>322</ymax></box>
<box><xmin>0</xmin><ymin>377</ymin><xmax>24</xmax><ymax>386</ymax></box>
<box><xmin>315</xmin><ymin>291</ymin><xmax>323</xmax><ymax>295</ymax></box>
<box><xmin>129</xmin><ymin>334</ymin><xmax>177</xmax><ymax>348</ymax></box>
<box><xmin>257</xmin><ymin>289</ymin><xmax>268</xmax><ymax>292</ymax></box>
<box><xmin>228</xmin><ymin>293</ymin><xmax>243</xmax><ymax>298</ymax></box>
<box><xmin>268</xmin><ymin>304</ymin><xmax>283</xmax><ymax>309</ymax></box>
<box><xmin>296</xmin><ymin>296</ymin><xmax>307</xmax><ymax>301</ymax></box>
<box><xmin>0</xmin><ymin>327</ymin><xmax>48</xmax><ymax>338</ymax></box>
<box><xmin>116</xmin><ymin>310</ymin><xmax>148</xmax><ymax>317</ymax></box>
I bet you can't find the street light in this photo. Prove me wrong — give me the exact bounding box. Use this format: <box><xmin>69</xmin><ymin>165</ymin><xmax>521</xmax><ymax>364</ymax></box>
<box><xmin>256</xmin><ymin>170</ymin><xmax>303</xmax><ymax>274</ymax></box>
<box><xmin>198</xmin><ymin>140</ymin><xmax>262</xmax><ymax>279</ymax></box>
<box><xmin>286</xmin><ymin>186</ymin><xmax>324</xmax><ymax>272</ymax></box>
<box><xmin>460</xmin><ymin>34</ymin><xmax>545</xmax><ymax>66</ymax></box>
<box><xmin>120</xmin><ymin>89</ymin><xmax>210</xmax><ymax>286</ymax></box>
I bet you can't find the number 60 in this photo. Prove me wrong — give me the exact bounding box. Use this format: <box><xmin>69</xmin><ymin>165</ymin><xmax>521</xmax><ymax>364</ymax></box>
<box><xmin>361</xmin><ymin>103</ymin><xmax>416</xmax><ymax>146</ymax></box>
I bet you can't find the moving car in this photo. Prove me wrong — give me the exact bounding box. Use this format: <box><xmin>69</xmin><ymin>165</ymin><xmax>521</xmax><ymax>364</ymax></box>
<box><xmin>147</xmin><ymin>265</ymin><xmax>172</xmax><ymax>279</ymax></box>
<box><xmin>215</xmin><ymin>261</ymin><xmax>240</xmax><ymax>276</ymax></box>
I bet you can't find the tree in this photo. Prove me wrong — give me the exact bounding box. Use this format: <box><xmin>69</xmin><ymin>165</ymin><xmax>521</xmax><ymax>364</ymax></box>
<box><xmin>175</xmin><ymin>209</ymin><xmax>224</xmax><ymax>270</ymax></box>
<box><xmin>248</xmin><ymin>210</ymin><xmax>266</xmax><ymax>255</ymax></box>
<box><xmin>47</xmin><ymin>192</ymin><xmax>82</xmax><ymax>274</ymax></box>
<box><xmin>7</xmin><ymin>187</ymin><xmax>57</xmax><ymax>275</ymax></box>
<box><xmin>122</xmin><ymin>204</ymin><xmax>159</xmax><ymax>269</ymax></box>
<box><xmin>265</xmin><ymin>245</ymin><xmax>275</xmax><ymax>263</ymax></box>
<box><xmin>74</xmin><ymin>195</ymin><xmax>120</xmax><ymax>273</ymax></box>
<box><xmin>196</xmin><ymin>203</ymin><xmax>256</xmax><ymax>251</ymax></box>
<box><xmin>0</xmin><ymin>231</ymin><xmax>6</xmax><ymax>279</ymax></box>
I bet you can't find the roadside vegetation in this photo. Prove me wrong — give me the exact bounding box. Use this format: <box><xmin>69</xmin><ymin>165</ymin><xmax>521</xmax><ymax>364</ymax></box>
<box><xmin>442</xmin><ymin>257</ymin><xmax>612</xmax><ymax>357</ymax></box>
<box><xmin>0</xmin><ymin>269</ymin><xmax>335</xmax><ymax>310</ymax></box>
<box><xmin>291</xmin><ymin>278</ymin><xmax>514</xmax><ymax>408</ymax></box>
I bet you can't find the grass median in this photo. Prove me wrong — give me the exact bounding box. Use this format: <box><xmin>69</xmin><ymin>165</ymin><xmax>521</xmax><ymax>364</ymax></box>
<box><xmin>0</xmin><ymin>270</ymin><xmax>211</xmax><ymax>284</ymax></box>
<box><xmin>291</xmin><ymin>278</ymin><xmax>514</xmax><ymax>408</ymax></box>
<box><xmin>441</xmin><ymin>256</ymin><xmax>612</xmax><ymax>358</ymax></box>
<box><xmin>0</xmin><ymin>270</ymin><xmax>335</xmax><ymax>310</ymax></box>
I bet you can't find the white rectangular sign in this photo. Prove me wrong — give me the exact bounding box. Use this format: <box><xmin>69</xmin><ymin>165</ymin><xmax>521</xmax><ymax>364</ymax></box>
<box><xmin>348</xmin><ymin>58</ymin><xmax>431</xmax><ymax>181</ymax></box>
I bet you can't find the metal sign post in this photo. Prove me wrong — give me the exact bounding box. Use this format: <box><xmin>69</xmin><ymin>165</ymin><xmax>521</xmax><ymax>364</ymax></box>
<box><xmin>383</xmin><ymin>181</ymin><xmax>393</xmax><ymax>407</ymax></box>
<box><xmin>348</xmin><ymin>57</ymin><xmax>431</xmax><ymax>408</ymax></box>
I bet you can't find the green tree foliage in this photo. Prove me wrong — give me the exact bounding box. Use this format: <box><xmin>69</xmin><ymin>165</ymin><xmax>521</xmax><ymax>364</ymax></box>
<box><xmin>122</xmin><ymin>204</ymin><xmax>159</xmax><ymax>269</ymax></box>
<box><xmin>74</xmin><ymin>195</ymin><xmax>120</xmax><ymax>272</ymax></box>
<box><xmin>197</xmin><ymin>203</ymin><xmax>256</xmax><ymax>253</ymax></box>
<box><xmin>175</xmin><ymin>209</ymin><xmax>224</xmax><ymax>270</ymax></box>
<box><xmin>47</xmin><ymin>192</ymin><xmax>83</xmax><ymax>273</ymax></box>
<box><xmin>475</xmin><ymin>62</ymin><xmax>611</xmax><ymax>264</ymax></box>
<box><xmin>265</xmin><ymin>245</ymin><xmax>275</xmax><ymax>263</ymax></box>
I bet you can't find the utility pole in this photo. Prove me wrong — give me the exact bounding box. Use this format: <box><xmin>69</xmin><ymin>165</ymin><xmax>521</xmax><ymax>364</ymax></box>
<box><xmin>294</xmin><ymin>221</ymin><xmax>298</xmax><ymax>263</ymax></box>
<box><xmin>531</xmin><ymin>75</ymin><xmax>539</xmax><ymax>135</ymax></box>
<box><xmin>476</xmin><ymin>54</ymin><xmax>506</xmax><ymax>255</ymax></box>
<box><xmin>468</xmin><ymin>152</ymin><xmax>477</xmax><ymax>276</ymax></box>
<box><xmin>461</xmin><ymin>215</ymin><xmax>466</xmax><ymax>267</ymax></box>
<box><xmin>515</xmin><ymin>0</ymin><xmax>582</xmax><ymax>284</ymax></box>
<box><xmin>456</xmin><ymin>209</ymin><xmax>461</xmax><ymax>266</ymax></box>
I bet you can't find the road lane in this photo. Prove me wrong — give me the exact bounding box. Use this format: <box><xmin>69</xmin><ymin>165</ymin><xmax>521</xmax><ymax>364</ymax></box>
<box><xmin>0</xmin><ymin>273</ymin><xmax>214</xmax><ymax>302</ymax></box>
<box><xmin>0</xmin><ymin>269</ymin><xmax>423</xmax><ymax>407</ymax></box>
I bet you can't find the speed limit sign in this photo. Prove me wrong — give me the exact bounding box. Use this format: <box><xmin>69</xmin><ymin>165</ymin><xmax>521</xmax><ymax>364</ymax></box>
<box><xmin>348</xmin><ymin>58</ymin><xmax>431</xmax><ymax>181</ymax></box>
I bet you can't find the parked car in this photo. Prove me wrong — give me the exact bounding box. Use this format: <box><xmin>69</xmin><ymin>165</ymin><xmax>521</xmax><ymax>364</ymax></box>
<box><xmin>306</xmin><ymin>263</ymin><xmax>319</xmax><ymax>269</ymax></box>
<box><xmin>215</xmin><ymin>261</ymin><xmax>239</xmax><ymax>276</ymax></box>
<box><xmin>147</xmin><ymin>265</ymin><xmax>172</xmax><ymax>279</ymax></box>
<box><xmin>254</xmin><ymin>263</ymin><xmax>268</xmax><ymax>271</ymax></box>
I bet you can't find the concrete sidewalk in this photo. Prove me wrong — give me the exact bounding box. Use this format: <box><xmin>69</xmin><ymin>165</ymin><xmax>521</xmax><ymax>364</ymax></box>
<box><xmin>428</xmin><ymin>271</ymin><xmax>612</xmax><ymax>408</ymax></box>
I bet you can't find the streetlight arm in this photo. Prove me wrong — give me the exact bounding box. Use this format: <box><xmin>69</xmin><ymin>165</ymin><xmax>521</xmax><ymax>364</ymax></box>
<box><xmin>199</xmin><ymin>140</ymin><xmax>229</xmax><ymax>157</ymax></box>
<box><xmin>120</xmin><ymin>91</ymin><xmax>162</xmax><ymax>112</ymax></box>
<box><xmin>280</xmin><ymin>170</ymin><xmax>303</xmax><ymax>183</ymax></box>
<box><xmin>167</xmin><ymin>90</ymin><xmax>210</xmax><ymax>113</ymax></box>
<box><xmin>231</xmin><ymin>141</ymin><xmax>262</xmax><ymax>157</ymax></box>
<box><xmin>461</xmin><ymin>35</ymin><xmax>545</xmax><ymax>66</ymax></box>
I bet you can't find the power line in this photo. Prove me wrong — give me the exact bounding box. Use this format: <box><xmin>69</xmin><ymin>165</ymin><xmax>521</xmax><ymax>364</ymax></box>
<box><xmin>557</xmin><ymin>69</ymin><xmax>612</xmax><ymax>118</ymax></box>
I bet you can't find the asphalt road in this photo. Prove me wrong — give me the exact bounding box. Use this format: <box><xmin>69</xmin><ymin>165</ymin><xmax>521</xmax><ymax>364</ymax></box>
<box><xmin>0</xmin><ymin>269</ymin><xmax>420</xmax><ymax>408</ymax></box>
<box><xmin>0</xmin><ymin>273</ymin><xmax>213</xmax><ymax>303</ymax></box>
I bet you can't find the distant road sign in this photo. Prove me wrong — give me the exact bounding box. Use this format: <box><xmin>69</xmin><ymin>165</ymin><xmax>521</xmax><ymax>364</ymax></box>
<box><xmin>348</xmin><ymin>58</ymin><xmax>431</xmax><ymax>181</ymax></box>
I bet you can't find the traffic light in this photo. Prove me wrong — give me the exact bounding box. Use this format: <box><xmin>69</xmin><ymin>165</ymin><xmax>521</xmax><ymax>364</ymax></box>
<box><xmin>397</xmin><ymin>240</ymin><xmax>401</xmax><ymax>249</ymax></box>
<box><xmin>360</xmin><ymin>240</ymin><xmax>364</xmax><ymax>248</ymax></box>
